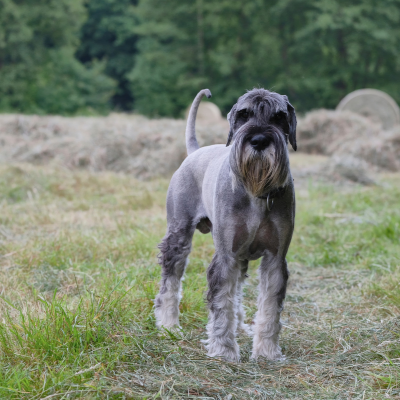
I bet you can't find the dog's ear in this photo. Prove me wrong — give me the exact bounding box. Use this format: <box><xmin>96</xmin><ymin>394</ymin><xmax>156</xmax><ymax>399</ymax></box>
<box><xmin>284</xmin><ymin>96</ymin><xmax>297</xmax><ymax>151</ymax></box>
<box><xmin>226</xmin><ymin>104</ymin><xmax>237</xmax><ymax>147</ymax></box>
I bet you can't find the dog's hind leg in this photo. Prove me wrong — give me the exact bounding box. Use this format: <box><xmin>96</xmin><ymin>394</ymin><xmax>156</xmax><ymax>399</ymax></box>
<box><xmin>236</xmin><ymin>261</ymin><xmax>253</xmax><ymax>336</ymax></box>
<box><xmin>155</xmin><ymin>223</ymin><xmax>195</xmax><ymax>329</ymax></box>
<box><xmin>204</xmin><ymin>253</ymin><xmax>241</xmax><ymax>362</ymax></box>
<box><xmin>251</xmin><ymin>254</ymin><xmax>289</xmax><ymax>360</ymax></box>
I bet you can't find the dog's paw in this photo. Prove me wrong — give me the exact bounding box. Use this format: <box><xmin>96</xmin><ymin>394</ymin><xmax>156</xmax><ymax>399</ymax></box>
<box><xmin>251</xmin><ymin>349</ymin><xmax>285</xmax><ymax>361</ymax></box>
<box><xmin>155</xmin><ymin>318</ymin><xmax>180</xmax><ymax>329</ymax></box>
<box><xmin>154</xmin><ymin>303</ymin><xmax>180</xmax><ymax>329</ymax></box>
<box><xmin>158</xmin><ymin>323</ymin><xmax>182</xmax><ymax>332</ymax></box>
<box><xmin>251</xmin><ymin>340</ymin><xmax>284</xmax><ymax>361</ymax></box>
<box><xmin>208</xmin><ymin>348</ymin><xmax>240</xmax><ymax>363</ymax></box>
<box><xmin>155</xmin><ymin>315</ymin><xmax>180</xmax><ymax>329</ymax></box>
<box><xmin>205</xmin><ymin>340</ymin><xmax>240</xmax><ymax>363</ymax></box>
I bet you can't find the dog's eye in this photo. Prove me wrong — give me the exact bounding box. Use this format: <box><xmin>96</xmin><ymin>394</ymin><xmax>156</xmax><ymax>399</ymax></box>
<box><xmin>271</xmin><ymin>111</ymin><xmax>286</xmax><ymax>123</ymax></box>
<box><xmin>273</xmin><ymin>112</ymin><xmax>285</xmax><ymax>120</ymax></box>
<box><xmin>238</xmin><ymin>110</ymin><xmax>249</xmax><ymax>120</ymax></box>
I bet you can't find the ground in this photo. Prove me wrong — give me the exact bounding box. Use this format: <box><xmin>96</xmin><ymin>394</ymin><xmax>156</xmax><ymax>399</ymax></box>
<box><xmin>0</xmin><ymin>156</ymin><xmax>399</xmax><ymax>399</ymax></box>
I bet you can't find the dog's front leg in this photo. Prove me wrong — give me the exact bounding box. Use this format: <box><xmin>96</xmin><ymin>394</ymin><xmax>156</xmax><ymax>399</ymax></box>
<box><xmin>252</xmin><ymin>254</ymin><xmax>289</xmax><ymax>360</ymax></box>
<box><xmin>204</xmin><ymin>253</ymin><xmax>240</xmax><ymax>362</ymax></box>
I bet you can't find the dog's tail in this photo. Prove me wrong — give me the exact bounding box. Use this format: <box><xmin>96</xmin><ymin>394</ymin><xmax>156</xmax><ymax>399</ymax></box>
<box><xmin>185</xmin><ymin>89</ymin><xmax>212</xmax><ymax>155</ymax></box>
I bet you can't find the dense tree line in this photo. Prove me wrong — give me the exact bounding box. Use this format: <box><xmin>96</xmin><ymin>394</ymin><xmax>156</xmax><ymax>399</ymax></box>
<box><xmin>1</xmin><ymin>0</ymin><xmax>399</xmax><ymax>116</ymax></box>
<box><xmin>0</xmin><ymin>0</ymin><xmax>114</xmax><ymax>114</ymax></box>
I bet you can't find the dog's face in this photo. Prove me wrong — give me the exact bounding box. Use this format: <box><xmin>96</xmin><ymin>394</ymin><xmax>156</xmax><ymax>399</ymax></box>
<box><xmin>227</xmin><ymin>89</ymin><xmax>297</xmax><ymax>197</ymax></box>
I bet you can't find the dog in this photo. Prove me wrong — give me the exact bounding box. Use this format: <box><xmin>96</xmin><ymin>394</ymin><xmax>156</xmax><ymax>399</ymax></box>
<box><xmin>155</xmin><ymin>88</ymin><xmax>297</xmax><ymax>362</ymax></box>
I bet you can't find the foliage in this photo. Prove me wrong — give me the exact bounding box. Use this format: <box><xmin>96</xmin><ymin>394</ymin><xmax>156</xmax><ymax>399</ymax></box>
<box><xmin>129</xmin><ymin>0</ymin><xmax>282</xmax><ymax>117</ymax></box>
<box><xmin>77</xmin><ymin>0</ymin><xmax>139</xmax><ymax>110</ymax></box>
<box><xmin>131</xmin><ymin>0</ymin><xmax>400</xmax><ymax>116</ymax></box>
<box><xmin>0</xmin><ymin>0</ymin><xmax>115</xmax><ymax>115</ymax></box>
<box><xmin>1</xmin><ymin>0</ymin><xmax>400</xmax><ymax>116</ymax></box>
<box><xmin>271</xmin><ymin>0</ymin><xmax>400</xmax><ymax>110</ymax></box>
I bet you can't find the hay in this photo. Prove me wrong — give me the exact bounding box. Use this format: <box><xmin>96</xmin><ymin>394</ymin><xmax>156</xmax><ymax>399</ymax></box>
<box><xmin>335</xmin><ymin>126</ymin><xmax>400</xmax><ymax>172</ymax></box>
<box><xmin>296</xmin><ymin>109</ymin><xmax>381</xmax><ymax>155</ymax></box>
<box><xmin>297</xmin><ymin>109</ymin><xmax>400</xmax><ymax>172</ymax></box>
<box><xmin>0</xmin><ymin>113</ymin><xmax>229</xmax><ymax>180</ymax></box>
<box><xmin>323</xmin><ymin>155</ymin><xmax>376</xmax><ymax>185</ymax></box>
<box><xmin>0</xmin><ymin>109</ymin><xmax>399</xmax><ymax>181</ymax></box>
<box><xmin>289</xmin><ymin>153</ymin><xmax>376</xmax><ymax>186</ymax></box>
<box><xmin>184</xmin><ymin>101</ymin><xmax>222</xmax><ymax>123</ymax></box>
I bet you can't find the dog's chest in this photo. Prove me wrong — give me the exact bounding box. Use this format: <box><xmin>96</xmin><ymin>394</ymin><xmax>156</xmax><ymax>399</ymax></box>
<box><xmin>232</xmin><ymin>213</ymin><xmax>280</xmax><ymax>260</ymax></box>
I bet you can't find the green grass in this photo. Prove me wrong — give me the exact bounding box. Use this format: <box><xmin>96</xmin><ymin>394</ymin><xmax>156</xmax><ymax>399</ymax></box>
<box><xmin>0</xmin><ymin>164</ymin><xmax>399</xmax><ymax>399</ymax></box>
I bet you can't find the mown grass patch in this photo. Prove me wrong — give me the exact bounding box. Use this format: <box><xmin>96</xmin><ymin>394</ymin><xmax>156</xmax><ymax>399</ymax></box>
<box><xmin>0</xmin><ymin>164</ymin><xmax>399</xmax><ymax>399</ymax></box>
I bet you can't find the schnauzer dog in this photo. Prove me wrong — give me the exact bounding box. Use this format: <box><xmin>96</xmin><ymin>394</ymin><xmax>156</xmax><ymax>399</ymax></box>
<box><xmin>155</xmin><ymin>88</ymin><xmax>297</xmax><ymax>362</ymax></box>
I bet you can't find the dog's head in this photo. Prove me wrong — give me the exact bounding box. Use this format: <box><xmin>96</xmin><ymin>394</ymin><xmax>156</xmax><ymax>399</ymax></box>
<box><xmin>227</xmin><ymin>88</ymin><xmax>297</xmax><ymax>197</ymax></box>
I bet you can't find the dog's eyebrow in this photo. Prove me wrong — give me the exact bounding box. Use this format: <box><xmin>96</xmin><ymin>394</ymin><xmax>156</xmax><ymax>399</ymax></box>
<box><xmin>237</xmin><ymin>102</ymin><xmax>251</xmax><ymax>111</ymax></box>
<box><xmin>271</xmin><ymin>110</ymin><xmax>287</xmax><ymax>117</ymax></box>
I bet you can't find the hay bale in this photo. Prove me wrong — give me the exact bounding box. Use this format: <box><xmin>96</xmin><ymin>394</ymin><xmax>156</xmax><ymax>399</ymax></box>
<box><xmin>336</xmin><ymin>88</ymin><xmax>400</xmax><ymax>130</ymax></box>
<box><xmin>297</xmin><ymin>109</ymin><xmax>381</xmax><ymax>155</ymax></box>
<box><xmin>296</xmin><ymin>109</ymin><xmax>400</xmax><ymax>172</ymax></box>
<box><xmin>335</xmin><ymin>127</ymin><xmax>400</xmax><ymax>172</ymax></box>
<box><xmin>184</xmin><ymin>101</ymin><xmax>222</xmax><ymax>123</ymax></box>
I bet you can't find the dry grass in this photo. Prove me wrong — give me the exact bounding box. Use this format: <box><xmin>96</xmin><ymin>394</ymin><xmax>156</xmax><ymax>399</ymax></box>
<box><xmin>0</xmin><ymin>113</ymin><xmax>228</xmax><ymax>180</ymax></box>
<box><xmin>0</xmin><ymin>159</ymin><xmax>398</xmax><ymax>399</ymax></box>
<box><xmin>297</xmin><ymin>110</ymin><xmax>400</xmax><ymax>172</ymax></box>
<box><xmin>1</xmin><ymin>110</ymin><xmax>399</xmax><ymax>186</ymax></box>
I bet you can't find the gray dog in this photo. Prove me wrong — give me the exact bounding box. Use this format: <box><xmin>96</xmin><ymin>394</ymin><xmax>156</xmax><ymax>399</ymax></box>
<box><xmin>155</xmin><ymin>88</ymin><xmax>297</xmax><ymax>362</ymax></box>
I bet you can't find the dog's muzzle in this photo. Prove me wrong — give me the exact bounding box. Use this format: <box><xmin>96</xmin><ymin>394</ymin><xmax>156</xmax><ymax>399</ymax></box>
<box><xmin>249</xmin><ymin>133</ymin><xmax>272</xmax><ymax>152</ymax></box>
<box><xmin>230</xmin><ymin>124</ymin><xmax>290</xmax><ymax>198</ymax></box>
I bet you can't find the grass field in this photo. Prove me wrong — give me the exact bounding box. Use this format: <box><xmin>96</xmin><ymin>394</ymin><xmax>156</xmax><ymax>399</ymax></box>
<box><xmin>0</xmin><ymin>162</ymin><xmax>399</xmax><ymax>399</ymax></box>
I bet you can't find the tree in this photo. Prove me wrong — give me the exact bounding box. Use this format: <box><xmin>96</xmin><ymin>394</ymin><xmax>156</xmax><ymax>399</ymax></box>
<box><xmin>270</xmin><ymin>0</ymin><xmax>400</xmax><ymax>110</ymax></box>
<box><xmin>130</xmin><ymin>0</ymin><xmax>400</xmax><ymax>117</ymax></box>
<box><xmin>77</xmin><ymin>0</ymin><xmax>139</xmax><ymax>110</ymax></box>
<box><xmin>1</xmin><ymin>0</ymin><xmax>399</xmax><ymax>116</ymax></box>
<box><xmin>129</xmin><ymin>0</ymin><xmax>281</xmax><ymax>117</ymax></box>
<box><xmin>0</xmin><ymin>0</ymin><xmax>115</xmax><ymax>114</ymax></box>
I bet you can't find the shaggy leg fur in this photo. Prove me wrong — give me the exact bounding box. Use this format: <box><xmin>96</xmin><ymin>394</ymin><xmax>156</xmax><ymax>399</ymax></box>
<box><xmin>252</xmin><ymin>255</ymin><xmax>289</xmax><ymax>360</ymax></box>
<box><xmin>154</xmin><ymin>225</ymin><xmax>194</xmax><ymax>328</ymax></box>
<box><xmin>236</xmin><ymin>261</ymin><xmax>253</xmax><ymax>336</ymax></box>
<box><xmin>204</xmin><ymin>254</ymin><xmax>241</xmax><ymax>362</ymax></box>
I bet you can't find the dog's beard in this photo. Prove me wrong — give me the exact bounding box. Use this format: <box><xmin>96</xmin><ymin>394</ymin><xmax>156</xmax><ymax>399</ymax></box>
<box><xmin>231</xmin><ymin>130</ymin><xmax>289</xmax><ymax>197</ymax></box>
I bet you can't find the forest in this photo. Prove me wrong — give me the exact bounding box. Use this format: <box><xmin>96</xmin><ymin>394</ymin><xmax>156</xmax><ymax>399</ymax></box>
<box><xmin>1</xmin><ymin>0</ymin><xmax>399</xmax><ymax>117</ymax></box>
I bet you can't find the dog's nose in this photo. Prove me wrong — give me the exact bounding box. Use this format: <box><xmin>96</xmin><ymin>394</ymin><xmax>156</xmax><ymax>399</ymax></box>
<box><xmin>250</xmin><ymin>134</ymin><xmax>270</xmax><ymax>151</ymax></box>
